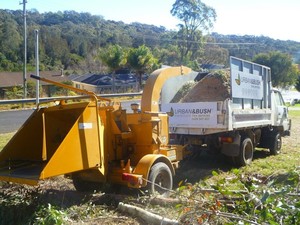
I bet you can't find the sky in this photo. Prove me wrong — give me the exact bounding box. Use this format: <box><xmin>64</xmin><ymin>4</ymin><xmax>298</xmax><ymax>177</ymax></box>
<box><xmin>1</xmin><ymin>0</ymin><xmax>299</xmax><ymax>42</ymax></box>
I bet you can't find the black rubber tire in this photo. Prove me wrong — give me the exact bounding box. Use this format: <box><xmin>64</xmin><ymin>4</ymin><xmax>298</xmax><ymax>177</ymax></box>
<box><xmin>269</xmin><ymin>133</ymin><xmax>282</xmax><ymax>155</ymax></box>
<box><xmin>147</xmin><ymin>162</ymin><xmax>173</xmax><ymax>197</ymax></box>
<box><xmin>235</xmin><ymin>138</ymin><xmax>254</xmax><ymax>167</ymax></box>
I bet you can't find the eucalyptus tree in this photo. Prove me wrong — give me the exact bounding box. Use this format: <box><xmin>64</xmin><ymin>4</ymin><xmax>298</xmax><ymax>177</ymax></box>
<box><xmin>0</xmin><ymin>11</ymin><xmax>22</xmax><ymax>63</ymax></box>
<box><xmin>171</xmin><ymin>0</ymin><xmax>216</xmax><ymax>67</ymax></box>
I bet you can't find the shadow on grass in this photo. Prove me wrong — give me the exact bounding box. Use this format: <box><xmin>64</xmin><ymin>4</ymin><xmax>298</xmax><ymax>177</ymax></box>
<box><xmin>174</xmin><ymin>151</ymin><xmax>234</xmax><ymax>185</ymax></box>
<box><xmin>253</xmin><ymin>148</ymin><xmax>270</xmax><ymax>160</ymax></box>
<box><xmin>174</xmin><ymin>148</ymin><xmax>272</xmax><ymax>186</ymax></box>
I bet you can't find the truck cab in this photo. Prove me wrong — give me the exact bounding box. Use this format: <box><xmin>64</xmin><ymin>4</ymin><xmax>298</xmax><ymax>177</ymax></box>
<box><xmin>272</xmin><ymin>89</ymin><xmax>291</xmax><ymax>136</ymax></box>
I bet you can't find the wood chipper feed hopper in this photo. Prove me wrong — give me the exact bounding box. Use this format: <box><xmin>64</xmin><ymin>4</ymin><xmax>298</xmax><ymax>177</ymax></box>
<box><xmin>0</xmin><ymin>67</ymin><xmax>190</xmax><ymax>196</ymax></box>
<box><xmin>0</xmin><ymin>90</ymin><xmax>112</xmax><ymax>186</ymax></box>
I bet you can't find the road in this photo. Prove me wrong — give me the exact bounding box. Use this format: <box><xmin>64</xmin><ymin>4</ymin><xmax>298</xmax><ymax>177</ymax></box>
<box><xmin>0</xmin><ymin>109</ymin><xmax>34</xmax><ymax>133</ymax></box>
<box><xmin>0</xmin><ymin>100</ymin><xmax>140</xmax><ymax>134</ymax></box>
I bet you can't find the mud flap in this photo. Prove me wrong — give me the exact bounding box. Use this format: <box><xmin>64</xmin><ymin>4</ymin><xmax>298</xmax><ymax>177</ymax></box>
<box><xmin>221</xmin><ymin>134</ymin><xmax>241</xmax><ymax>157</ymax></box>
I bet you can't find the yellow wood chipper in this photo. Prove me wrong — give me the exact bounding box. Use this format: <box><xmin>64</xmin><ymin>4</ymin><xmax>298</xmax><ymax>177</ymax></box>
<box><xmin>0</xmin><ymin>67</ymin><xmax>191</xmax><ymax>196</ymax></box>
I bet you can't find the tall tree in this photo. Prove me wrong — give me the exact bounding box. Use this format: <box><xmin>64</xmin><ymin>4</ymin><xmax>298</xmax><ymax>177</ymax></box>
<box><xmin>253</xmin><ymin>51</ymin><xmax>299</xmax><ymax>87</ymax></box>
<box><xmin>98</xmin><ymin>44</ymin><xmax>127</xmax><ymax>72</ymax></box>
<box><xmin>0</xmin><ymin>13</ymin><xmax>22</xmax><ymax>62</ymax></box>
<box><xmin>171</xmin><ymin>0</ymin><xmax>216</xmax><ymax>66</ymax></box>
<box><xmin>98</xmin><ymin>45</ymin><xmax>127</xmax><ymax>92</ymax></box>
<box><xmin>127</xmin><ymin>45</ymin><xmax>158</xmax><ymax>90</ymax></box>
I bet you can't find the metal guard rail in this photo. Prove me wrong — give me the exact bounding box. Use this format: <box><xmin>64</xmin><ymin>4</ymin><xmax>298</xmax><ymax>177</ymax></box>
<box><xmin>0</xmin><ymin>92</ymin><xmax>142</xmax><ymax>105</ymax></box>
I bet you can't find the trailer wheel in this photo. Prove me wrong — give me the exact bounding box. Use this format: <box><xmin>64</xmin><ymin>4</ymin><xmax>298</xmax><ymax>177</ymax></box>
<box><xmin>269</xmin><ymin>133</ymin><xmax>282</xmax><ymax>155</ymax></box>
<box><xmin>235</xmin><ymin>138</ymin><xmax>253</xmax><ymax>167</ymax></box>
<box><xmin>147</xmin><ymin>162</ymin><xmax>173</xmax><ymax>197</ymax></box>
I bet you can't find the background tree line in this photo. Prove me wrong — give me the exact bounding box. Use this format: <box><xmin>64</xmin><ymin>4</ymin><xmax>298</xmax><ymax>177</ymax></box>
<box><xmin>1</xmin><ymin>0</ymin><xmax>300</xmax><ymax>88</ymax></box>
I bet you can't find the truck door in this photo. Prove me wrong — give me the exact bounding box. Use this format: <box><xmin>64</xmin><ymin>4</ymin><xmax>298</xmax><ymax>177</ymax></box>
<box><xmin>273</xmin><ymin>90</ymin><xmax>291</xmax><ymax>134</ymax></box>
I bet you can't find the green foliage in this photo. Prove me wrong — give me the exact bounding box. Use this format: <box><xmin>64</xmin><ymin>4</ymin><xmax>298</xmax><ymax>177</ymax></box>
<box><xmin>153</xmin><ymin>44</ymin><xmax>181</xmax><ymax>66</ymax></box>
<box><xmin>98</xmin><ymin>44</ymin><xmax>127</xmax><ymax>72</ymax></box>
<box><xmin>33</xmin><ymin>203</ymin><xmax>67</xmax><ymax>225</ymax></box>
<box><xmin>177</xmin><ymin>169</ymin><xmax>300</xmax><ymax>224</ymax></box>
<box><xmin>127</xmin><ymin>45</ymin><xmax>158</xmax><ymax>88</ymax></box>
<box><xmin>171</xmin><ymin>0</ymin><xmax>216</xmax><ymax>65</ymax></box>
<box><xmin>212</xmin><ymin>33</ymin><xmax>300</xmax><ymax>63</ymax></box>
<box><xmin>171</xmin><ymin>0</ymin><xmax>216</xmax><ymax>32</ymax></box>
<box><xmin>0</xmin><ymin>9</ymin><xmax>300</xmax><ymax>73</ymax></box>
<box><xmin>52</xmin><ymin>81</ymin><xmax>76</xmax><ymax>96</ymax></box>
<box><xmin>26</xmin><ymin>80</ymin><xmax>42</xmax><ymax>98</ymax></box>
<box><xmin>253</xmin><ymin>51</ymin><xmax>299</xmax><ymax>87</ymax></box>
<box><xmin>5</xmin><ymin>86</ymin><xmax>23</xmax><ymax>99</ymax></box>
<box><xmin>202</xmin><ymin>36</ymin><xmax>229</xmax><ymax>65</ymax></box>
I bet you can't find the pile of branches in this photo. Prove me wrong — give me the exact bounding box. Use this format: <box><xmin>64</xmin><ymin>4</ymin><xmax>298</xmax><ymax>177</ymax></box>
<box><xmin>174</xmin><ymin>168</ymin><xmax>300</xmax><ymax>224</ymax></box>
<box><xmin>171</xmin><ymin>69</ymin><xmax>231</xmax><ymax>103</ymax></box>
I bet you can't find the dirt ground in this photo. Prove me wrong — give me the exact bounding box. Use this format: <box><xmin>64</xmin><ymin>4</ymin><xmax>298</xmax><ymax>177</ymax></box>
<box><xmin>1</xmin><ymin>114</ymin><xmax>298</xmax><ymax>225</ymax></box>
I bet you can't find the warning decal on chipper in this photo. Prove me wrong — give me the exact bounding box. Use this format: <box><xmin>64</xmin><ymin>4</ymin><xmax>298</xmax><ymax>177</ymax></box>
<box><xmin>79</xmin><ymin>123</ymin><xmax>93</xmax><ymax>129</ymax></box>
<box><xmin>161</xmin><ymin>102</ymin><xmax>217</xmax><ymax>127</ymax></box>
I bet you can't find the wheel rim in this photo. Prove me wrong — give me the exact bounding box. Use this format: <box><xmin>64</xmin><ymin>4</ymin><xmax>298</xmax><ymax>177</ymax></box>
<box><xmin>243</xmin><ymin>139</ymin><xmax>253</xmax><ymax>164</ymax></box>
<box><xmin>275</xmin><ymin>135</ymin><xmax>282</xmax><ymax>153</ymax></box>
<box><xmin>153</xmin><ymin>171</ymin><xmax>171</xmax><ymax>194</ymax></box>
<box><xmin>148</xmin><ymin>162</ymin><xmax>173</xmax><ymax>196</ymax></box>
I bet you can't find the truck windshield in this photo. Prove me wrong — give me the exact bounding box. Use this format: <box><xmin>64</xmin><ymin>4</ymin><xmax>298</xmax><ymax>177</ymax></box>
<box><xmin>274</xmin><ymin>91</ymin><xmax>285</xmax><ymax>106</ymax></box>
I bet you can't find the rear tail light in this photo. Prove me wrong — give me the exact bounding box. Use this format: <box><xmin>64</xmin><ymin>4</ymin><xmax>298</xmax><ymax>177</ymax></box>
<box><xmin>220</xmin><ymin>136</ymin><xmax>233</xmax><ymax>143</ymax></box>
<box><xmin>122</xmin><ymin>173</ymin><xmax>143</xmax><ymax>187</ymax></box>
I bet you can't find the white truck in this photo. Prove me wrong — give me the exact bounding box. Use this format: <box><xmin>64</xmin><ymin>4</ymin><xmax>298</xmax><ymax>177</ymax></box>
<box><xmin>161</xmin><ymin>56</ymin><xmax>291</xmax><ymax>166</ymax></box>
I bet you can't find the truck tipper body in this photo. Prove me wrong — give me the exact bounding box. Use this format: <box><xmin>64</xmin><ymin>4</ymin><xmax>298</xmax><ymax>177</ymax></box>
<box><xmin>161</xmin><ymin>57</ymin><xmax>291</xmax><ymax>166</ymax></box>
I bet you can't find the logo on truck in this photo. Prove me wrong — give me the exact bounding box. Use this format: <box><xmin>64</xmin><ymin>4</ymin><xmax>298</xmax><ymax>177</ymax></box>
<box><xmin>231</xmin><ymin>70</ymin><xmax>263</xmax><ymax>99</ymax></box>
<box><xmin>235</xmin><ymin>73</ymin><xmax>241</xmax><ymax>85</ymax></box>
<box><xmin>162</xmin><ymin>102</ymin><xmax>217</xmax><ymax>127</ymax></box>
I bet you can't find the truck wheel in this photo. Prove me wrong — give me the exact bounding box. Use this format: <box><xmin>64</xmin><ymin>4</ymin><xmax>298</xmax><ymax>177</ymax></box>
<box><xmin>235</xmin><ymin>138</ymin><xmax>253</xmax><ymax>167</ymax></box>
<box><xmin>269</xmin><ymin>133</ymin><xmax>282</xmax><ymax>155</ymax></box>
<box><xmin>147</xmin><ymin>162</ymin><xmax>173</xmax><ymax>197</ymax></box>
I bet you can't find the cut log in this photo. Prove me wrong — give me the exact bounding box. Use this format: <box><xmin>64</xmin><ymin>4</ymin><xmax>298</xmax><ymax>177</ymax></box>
<box><xmin>149</xmin><ymin>196</ymin><xmax>182</xmax><ymax>206</ymax></box>
<box><xmin>118</xmin><ymin>202</ymin><xmax>179</xmax><ymax>225</ymax></box>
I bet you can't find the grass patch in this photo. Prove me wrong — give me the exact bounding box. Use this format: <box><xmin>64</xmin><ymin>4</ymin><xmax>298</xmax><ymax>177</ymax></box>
<box><xmin>0</xmin><ymin>132</ymin><xmax>14</xmax><ymax>151</ymax></box>
<box><xmin>288</xmin><ymin>109</ymin><xmax>300</xmax><ymax>117</ymax></box>
<box><xmin>0</xmin><ymin>103</ymin><xmax>36</xmax><ymax>111</ymax></box>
